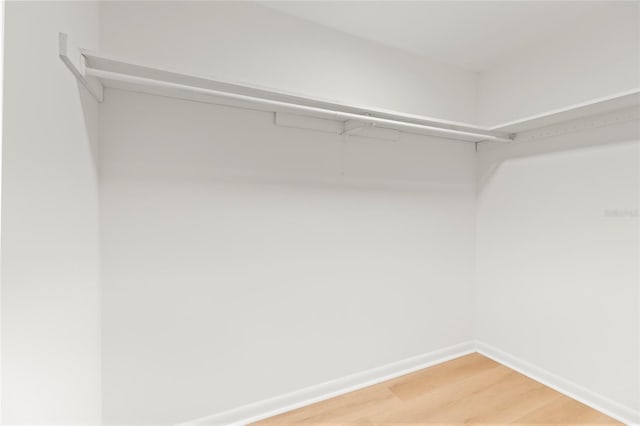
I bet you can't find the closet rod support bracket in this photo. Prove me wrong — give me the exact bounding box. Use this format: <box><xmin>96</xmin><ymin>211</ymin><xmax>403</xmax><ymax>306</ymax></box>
<box><xmin>58</xmin><ymin>33</ymin><xmax>104</xmax><ymax>102</ymax></box>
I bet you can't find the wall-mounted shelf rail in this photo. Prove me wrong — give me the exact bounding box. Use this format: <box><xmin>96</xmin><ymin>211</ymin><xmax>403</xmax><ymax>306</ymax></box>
<box><xmin>58</xmin><ymin>33</ymin><xmax>511</xmax><ymax>143</ymax></box>
<box><xmin>59</xmin><ymin>33</ymin><xmax>639</xmax><ymax>145</ymax></box>
<box><xmin>490</xmin><ymin>89</ymin><xmax>640</xmax><ymax>134</ymax></box>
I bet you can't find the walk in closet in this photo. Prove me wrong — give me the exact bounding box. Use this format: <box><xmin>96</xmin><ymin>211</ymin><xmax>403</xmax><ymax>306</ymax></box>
<box><xmin>2</xmin><ymin>1</ymin><xmax>639</xmax><ymax>425</ymax></box>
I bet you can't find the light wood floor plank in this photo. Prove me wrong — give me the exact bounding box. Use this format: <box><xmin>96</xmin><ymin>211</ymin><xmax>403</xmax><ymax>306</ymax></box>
<box><xmin>514</xmin><ymin>395</ymin><xmax>619</xmax><ymax>424</ymax></box>
<box><xmin>388</xmin><ymin>353</ymin><xmax>500</xmax><ymax>401</ymax></box>
<box><xmin>256</xmin><ymin>386</ymin><xmax>401</xmax><ymax>424</ymax></box>
<box><xmin>376</xmin><ymin>365</ymin><xmax>516</xmax><ymax>423</ymax></box>
<box><xmin>253</xmin><ymin>353</ymin><xmax>621</xmax><ymax>425</ymax></box>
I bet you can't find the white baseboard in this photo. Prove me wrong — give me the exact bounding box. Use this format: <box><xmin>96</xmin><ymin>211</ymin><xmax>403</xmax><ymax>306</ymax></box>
<box><xmin>177</xmin><ymin>341</ymin><xmax>475</xmax><ymax>426</ymax></box>
<box><xmin>178</xmin><ymin>340</ymin><xmax>639</xmax><ymax>426</ymax></box>
<box><xmin>476</xmin><ymin>340</ymin><xmax>640</xmax><ymax>425</ymax></box>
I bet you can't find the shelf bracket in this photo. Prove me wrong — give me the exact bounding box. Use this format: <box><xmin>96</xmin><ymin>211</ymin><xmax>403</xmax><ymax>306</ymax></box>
<box><xmin>58</xmin><ymin>33</ymin><xmax>103</xmax><ymax>102</ymax></box>
<box><xmin>342</xmin><ymin>120</ymin><xmax>400</xmax><ymax>141</ymax></box>
<box><xmin>342</xmin><ymin>119</ymin><xmax>374</xmax><ymax>135</ymax></box>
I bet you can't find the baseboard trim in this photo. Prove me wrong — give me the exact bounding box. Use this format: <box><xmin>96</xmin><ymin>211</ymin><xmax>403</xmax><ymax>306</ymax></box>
<box><xmin>179</xmin><ymin>340</ymin><xmax>639</xmax><ymax>426</ymax></box>
<box><xmin>177</xmin><ymin>341</ymin><xmax>475</xmax><ymax>426</ymax></box>
<box><xmin>476</xmin><ymin>340</ymin><xmax>640</xmax><ymax>425</ymax></box>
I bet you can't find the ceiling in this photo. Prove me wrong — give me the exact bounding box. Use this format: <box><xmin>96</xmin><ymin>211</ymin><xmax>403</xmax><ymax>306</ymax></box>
<box><xmin>261</xmin><ymin>1</ymin><xmax>626</xmax><ymax>71</ymax></box>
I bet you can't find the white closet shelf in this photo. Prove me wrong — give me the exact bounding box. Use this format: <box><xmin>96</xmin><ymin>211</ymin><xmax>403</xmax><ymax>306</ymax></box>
<box><xmin>490</xmin><ymin>89</ymin><xmax>640</xmax><ymax>134</ymax></box>
<box><xmin>59</xmin><ymin>33</ymin><xmax>639</xmax><ymax>145</ymax></box>
<box><xmin>58</xmin><ymin>33</ymin><xmax>512</xmax><ymax>143</ymax></box>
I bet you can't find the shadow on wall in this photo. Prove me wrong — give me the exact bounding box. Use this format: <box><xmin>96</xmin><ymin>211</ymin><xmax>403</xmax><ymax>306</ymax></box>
<box><xmin>78</xmin><ymin>81</ymin><xmax>100</xmax><ymax>171</ymax></box>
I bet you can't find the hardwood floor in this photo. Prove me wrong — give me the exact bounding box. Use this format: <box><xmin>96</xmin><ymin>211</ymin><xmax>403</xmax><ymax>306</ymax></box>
<box><xmin>253</xmin><ymin>353</ymin><xmax>620</xmax><ymax>425</ymax></box>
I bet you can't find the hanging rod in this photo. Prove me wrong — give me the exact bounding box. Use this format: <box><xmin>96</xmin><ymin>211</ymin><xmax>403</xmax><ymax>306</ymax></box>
<box><xmin>60</xmin><ymin>34</ymin><xmax>640</xmax><ymax>144</ymax></box>
<box><xmin>58</xmin><ymin>33</ymin><xmax>515</xmax><ymax>143</ymax></box>
<box><xmin>83</xmin><ymin>67</ymin><xmax>513</xmax><ymax>143</ymax></box>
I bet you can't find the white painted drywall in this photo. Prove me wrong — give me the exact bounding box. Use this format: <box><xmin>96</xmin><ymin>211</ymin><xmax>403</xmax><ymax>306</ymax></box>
<box><xmin>99</xmin><ymin>89</ymin><xmax>476</xmax><ymax>425</ymax></box>
<box><xmin>475</xmin><ymin>121</ymin><xmax>640</xmax><ymax>413</ymax></box>
<box><xmin>478</xmin><ymin>2</ymin><xmax>640</xmax><ymax>127</ymax></box>
<box><xmin>3</xmin><ymin>2</ymin><xmax>638</xmax><ymax>425</ymax></box>
<box><xmin>98</xmin><ymin>1</ymin><xmax>479</xmax><ymax>124</ymax></box>
<box><xmin>262</xmin><ymin>1</ymin><xmax>619</xmax><ymax>72</ymax></box>
<box><xmin>1</xmin><ymin>1</ymin><xmax>101</xmax><ymax>425</ymax></box>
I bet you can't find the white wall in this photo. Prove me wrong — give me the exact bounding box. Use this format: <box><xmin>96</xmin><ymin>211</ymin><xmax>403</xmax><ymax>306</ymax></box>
<box><xmin>97</xmin><ymin>3</ymin><xmax>640</xmax><ymax>424</ymax></box>
<box><xmin>1</xmin><ymin>1</ymin><xmax>101</xmax><ymax>424</ymax></box>
<box><xmin>3</xmin><ymin>2</ymin><xmax>637</xmax><ymax>425</ymax></box>
<box><xmin>99</xmin><ymin>89</ymin><xmax>476</xmax><ymax>425</ymax></box>
<box><xmin>97</xmin><ymin>5</ymin><xmax>480</xmax><ymax>423</ymax></box>
<box><xmin>99</xmin><ymin>1</ymin><xmax>478</xmax><ymax>124</ymax></box>
<box><xmin>475</xmin><ymin>121</ymin><xmax>640</xmax><ymax>414</ymax></box>
<box><xmin>478</xmin><ymin>2</ymin><xmax>640</xmax><ymax>127</ymax></box>
<box><xmin>473</xmin><ymin>2</ymin><xmax>640</xmax><ymax>418</ymax></box>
